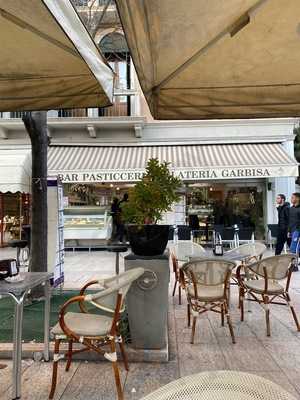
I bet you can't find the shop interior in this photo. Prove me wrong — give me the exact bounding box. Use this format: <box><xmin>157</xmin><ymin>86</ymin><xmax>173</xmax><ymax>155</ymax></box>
<box><xmin>0</xmin><ymin>193</ymin><xmax>30</xmax><ymax>246</ymax></box>
<box><xmin>62</xmin><ymin>180</ymin><xmax>265</xmax><ymax>245</ymax></box>
<box><xmin>63</xmin><ymin>183</ymin><xmax>133</xmax><ymax>246</ymax></box>
<box><xmin>186</xmin><ymin>182</ymin><xmax>265</xmax><ymax>240</ymax></box>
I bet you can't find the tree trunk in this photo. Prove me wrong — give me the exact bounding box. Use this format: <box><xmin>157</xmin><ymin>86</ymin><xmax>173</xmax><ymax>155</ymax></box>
<box><xmin>22</xmin><ymin>111</ymin><xmax>48</xmax><ymax>274</ymax></box>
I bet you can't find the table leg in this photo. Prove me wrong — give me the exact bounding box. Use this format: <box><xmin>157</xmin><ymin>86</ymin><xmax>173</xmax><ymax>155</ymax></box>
<box><xmin>12</xmin><ymin>297</ymin><xmax>24</xmax><ymax>400</ymax></box>
<box><xmin>43</xmin><ymin>280</ymin><xmax>51</xmax><ymax>362</ymax></box>
<box><xmin>16</xmin><ymin>247</ymin><xmax>20</xmax><ymax>267</ymax></box>
<box><xmin>115</xmin><ymin>252</ymin><xmax>120</xmax><ymax>275</ymax></box>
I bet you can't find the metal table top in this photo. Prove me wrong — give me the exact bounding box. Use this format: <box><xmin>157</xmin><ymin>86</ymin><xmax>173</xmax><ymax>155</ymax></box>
<box><xmin>140</xmin><ymin>370</ymin><xmax>297</xmax><ymax>400</ymax></box>
<box><xmin>171</xmin><ymin>241</ymin><xmax>251</xmax><ymax>263</ymax></box>
<box><xmin>0</xmin><ymin>272</ymin><xmax>52</xmax><ymax>296</ymax></box>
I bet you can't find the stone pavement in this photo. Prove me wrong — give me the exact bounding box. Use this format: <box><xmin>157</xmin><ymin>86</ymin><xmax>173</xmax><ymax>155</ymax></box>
<box><xmin>0</xmin><ymin>247</ymin><xmax>127</xmax><ymax>290</ymax></box>
<box><xmin>1</xmin><ymin>247</ymin><xmax>300</xmax><ymax>399</ymax></box>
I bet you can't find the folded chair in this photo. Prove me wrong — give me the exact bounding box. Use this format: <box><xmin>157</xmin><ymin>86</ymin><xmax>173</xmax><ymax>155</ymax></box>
<box><xmin>49</xmin><ymin>268</ymin><xmax>144</xmax><ymax>400</ymax></box>
<box><xmin>181</xmin><ymin>258</ymin><xmax>237</xmax><ymax>344</ymax></box>
<box><xmin>237</xmin><ymin>254</ymin><xmax>300</xmax><ymax>336</ymax></box>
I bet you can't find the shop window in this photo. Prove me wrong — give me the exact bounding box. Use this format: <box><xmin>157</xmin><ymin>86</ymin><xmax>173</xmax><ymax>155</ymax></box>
<box><xmin>187</xmin><ymin>185</ymin><xmax>264</xmax><ymax>240</ymax></box>
<box><xmin>58</xmin><ymin>109</ymin><xmax>88</xmax><ymax>118</ymax></box>
<box><xmin>0</xmin><ymin>193</ymin><xmax>30</xmax><ymax>246</ymax></box>
<box><xmin>10</xmin><ymin>111</ymin><xmax>26</xmax><ymax>119</ymax></box>
<box><xmin>98</xmin><ymin>32</ymin><xmax>131</xmax><ymax>117</ymax></box>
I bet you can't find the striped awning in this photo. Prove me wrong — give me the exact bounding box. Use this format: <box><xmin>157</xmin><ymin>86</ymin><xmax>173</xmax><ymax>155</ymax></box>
<box><xmin>0</xmin><ymin>148</ymin><xmax>31</xmax><ymax>193</ymax></box>
<box><xmin>48</xmin><ymin>143</ymin><xmax>298</xmax><ymax>183</ymax></box>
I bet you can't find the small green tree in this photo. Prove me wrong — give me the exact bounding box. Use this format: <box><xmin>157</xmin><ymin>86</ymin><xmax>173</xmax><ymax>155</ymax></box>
<box><xmin>122</xmin><ymin>158</ymin><xmax>181</xmax><ymax>224</ymax></box>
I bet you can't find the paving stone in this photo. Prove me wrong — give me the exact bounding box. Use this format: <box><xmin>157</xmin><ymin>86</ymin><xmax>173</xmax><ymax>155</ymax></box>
<box><xmin>178</xmin><ymin>342</ymin><xmax>228</xmax><ymax>376</ymax></box>
<box><xmin>1</xmin><ymin>360</ymin><xmax>79</xmax><ymax>400</ymax></box>
<box><xmin>60</xmin><ymin>361</ymin><xmax>127</xmax><ymax>400</ymax></box>
<box><xmin>216</xmin><ymin>337</ymin><xmax>281</xmax><ymax>372</ymax></box>
<box><xmin>124</xmin><ymin>361</ymin><xmax>179</xmax><ymax>399</ymax></box>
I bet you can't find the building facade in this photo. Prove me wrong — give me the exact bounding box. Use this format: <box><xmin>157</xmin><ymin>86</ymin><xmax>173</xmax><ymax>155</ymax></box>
<box><xmin>0</xmin><ymin>0</ymin><xmax>298</xmax><ymax>245</ymax></box>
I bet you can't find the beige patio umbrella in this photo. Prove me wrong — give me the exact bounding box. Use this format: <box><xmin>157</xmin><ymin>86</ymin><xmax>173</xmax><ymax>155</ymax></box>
<box><xmin>0</xmin><ymin>1</ymin><xmax>115</xmax><ymax>301</ymax></box>
<box><xmin>116</xmin><ymin>0</ymin><xmax>300</xmax><ymax>120</ymax></box>
<box><xmin>0</xmin><ymin>0</ymin><xmax>114</xmax><ymax>111</ymax></box>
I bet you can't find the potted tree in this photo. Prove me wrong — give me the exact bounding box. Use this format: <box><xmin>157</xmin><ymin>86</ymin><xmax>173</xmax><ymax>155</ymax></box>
<box><xmin>122</xmin><ymin>158</ymin><xmax>181</xmax><ymax>256</ymax></box>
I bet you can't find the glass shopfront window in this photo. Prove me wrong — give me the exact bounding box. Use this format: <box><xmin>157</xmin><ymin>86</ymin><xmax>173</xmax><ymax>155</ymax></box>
<box><xmin>186</xmin><ymin>182</ymin><xmax>265</xmax><ymax>239</ymax></box>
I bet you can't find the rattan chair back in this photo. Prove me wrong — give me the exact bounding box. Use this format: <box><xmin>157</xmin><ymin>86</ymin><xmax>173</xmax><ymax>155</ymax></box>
<box><xmin>182</xmin><ymin>258</ymin><xmax>236</xmax><ymax>287</ymax></box>
<box><xmin>227</xmin><ymin>242</ymin><xmax>267</xmax><ymax>260</ymax></box>
<box><xmin>247</xmin><ymin>254</ymin><xmax>295</xmax><ymax>280</ymax></box>
<box><xmin>85</xmin><ymin>268</ymin><xmax>144</xmax><ymax>314</ymax></box>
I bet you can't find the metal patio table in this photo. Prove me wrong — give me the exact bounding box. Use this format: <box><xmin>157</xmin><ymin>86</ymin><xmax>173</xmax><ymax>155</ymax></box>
<box><xmin>172</xmin><ymin>241</ymin><xmax>251</xmax><ymax>263</ymax></box>
<box><xmin>0</xmin><ymin>272</ymin><xmax>52</xmax><ymax>399</ymax></box>
<box><xmin>140</xmin><ymin>370</ymin><xmax>297</xmax><ymax>400</ymax></box>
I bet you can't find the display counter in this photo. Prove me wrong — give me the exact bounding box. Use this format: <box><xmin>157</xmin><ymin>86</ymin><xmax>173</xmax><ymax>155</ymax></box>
<box><xmin>64</xmin><ymin>206</ymin><xmax>112</xmax><ymax>245</ymax></box>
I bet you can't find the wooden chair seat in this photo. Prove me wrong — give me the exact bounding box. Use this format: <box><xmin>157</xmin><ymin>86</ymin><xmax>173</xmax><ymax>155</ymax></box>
<box><xmin>51</xmin><ymin>312</ymin><xmax>113</xmax><ymax>338</ymax></box>
<box><xmin>187</xmin><ymin>283</ymin><xmax>225</xmax><ymax>301</ymax></box>
<box><xmin>244</xmin><ymin>279</ymin><xmax>284</xmax><ymax>295</ymax></box>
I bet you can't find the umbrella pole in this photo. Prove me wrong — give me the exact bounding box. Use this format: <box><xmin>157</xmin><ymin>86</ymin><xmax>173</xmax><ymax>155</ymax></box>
<box><xmin>19</xmin><ymin>193</ymin><xmax>22</xmax><ymax>240</ymax></box>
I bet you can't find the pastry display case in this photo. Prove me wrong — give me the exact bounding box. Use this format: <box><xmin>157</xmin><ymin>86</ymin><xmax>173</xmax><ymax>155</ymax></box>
<box><xmin>64</xmin><ymin>206</ymin><xmax>112</xmax><ymax>244</ymax></box>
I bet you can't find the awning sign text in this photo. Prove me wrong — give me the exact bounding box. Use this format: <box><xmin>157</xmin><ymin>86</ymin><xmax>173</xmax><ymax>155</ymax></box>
<box><xmin>57</xmin><ymin>167</ymin><xmax>272</xmax><ymax>183</ymax></box>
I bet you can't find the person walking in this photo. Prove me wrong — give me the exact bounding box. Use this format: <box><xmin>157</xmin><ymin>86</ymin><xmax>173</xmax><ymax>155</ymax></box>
<box><xmin>288</xmin><ymin>192</ymin><xmax>300</xmax><ymax>271</ymax></box>
<box><xmin>111</xmin><ymin>197</ymin><xmax>121</xmax><ymax>241</ymax></box>
<box><xmin>117</xmin><ymin>193</ymin><xmax>129</xmax><ymax>243</ymax></box>
<box><xmin>275</xmin><ymin>194</ymin><xmax>290</xmax><ymax>255</ymax></box>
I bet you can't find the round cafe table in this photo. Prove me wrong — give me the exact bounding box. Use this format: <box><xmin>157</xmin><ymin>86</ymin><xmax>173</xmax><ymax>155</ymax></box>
<box><xmin>140</xmin><ymin>371</ymin><xmax>297</xmax><ymax>400</ymax></box>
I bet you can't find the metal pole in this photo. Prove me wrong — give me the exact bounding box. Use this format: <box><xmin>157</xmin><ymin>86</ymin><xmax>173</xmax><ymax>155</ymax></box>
<box><xmin>12</xmin><ymin>297</ymin><xmax>24</xmax><ymax>400</ymax></box>
<box><xmin>43</xmin><ymin>280</ymin><xmax>51</xmax><ymax>362</ymax></box>
<box><xmin>115</xmin><ymin>252</ymin><xmax>120</xmax><ymax>275</ymax></box>
<box><xmin>19</xmin><ymin>193</ymin><xmax>22</xmax><ymax>240</ymax></box>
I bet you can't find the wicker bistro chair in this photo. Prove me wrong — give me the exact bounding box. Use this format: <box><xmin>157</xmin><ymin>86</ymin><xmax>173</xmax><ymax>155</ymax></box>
<box><xmin>228</xmin><ymin>242</ymin><xmax>267</xmax><ymax>284</ymax></box>
<box><xmin>227</xmin><ymin>243</ymin><xmax>267</xmax><ymax>307</ymax></box>
<box><xmin>49</xmin><ymin>268</ymin><xmax>144</xmax><ymax>400</ymax></box>
<box><xmin>180</xmin><ymin>258</ymin><xmax>237</xmax><ymax>344</ymax></box>
<box><xmin>236</xmin><ymin>254</ymin><xmax>300</xmax><ymax>336</ymax></box>
<box><xmin>171</xmin><ymin>252</ymin><xmax>183</xmax><ymax>305</ymax></box>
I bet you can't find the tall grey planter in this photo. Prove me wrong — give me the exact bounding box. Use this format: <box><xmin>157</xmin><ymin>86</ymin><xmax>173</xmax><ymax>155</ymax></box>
<box><xmin>124</xmin><ymin>252</ymin><xmax>170</xmax><ymax>349</ymax></box>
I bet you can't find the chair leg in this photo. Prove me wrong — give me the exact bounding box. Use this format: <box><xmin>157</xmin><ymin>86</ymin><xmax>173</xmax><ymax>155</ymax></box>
<box><xmin>286</xmin><ymin>293</ymin><xmax>300</xmax><ymax>331</ymax></box>
<box><xmin>118</xmin><ymin>338</ymin><xmax>129</xmax><ymax>371</ymax></box>
<box><xmin>49</xmin><ymin>339</ymin><xmax>61</xmax><ymax>399</ymax></box>
<box><xmin>239</xmin><ymin>287</ymin><xmax>244</xmax><ymax>322</ymax></box>
<box><xmin>178</xmin><ymin>284</ymin><xmax>182</xmax><ymax>305</ymax></box>
<box><xmin>221</xmin><ymin>304</ymin><xmax>225</xmax><ymax>327</ymax></box>
<box><xmin>187</xmin><ymin>303</ymin><xmax>191</xmax><ymax>327</ymax></box>
<box><xmin>263</xmin><ymin>295</ymin><xmax>271</xmax><ymax>337</ymax></box>
<box><xmin>191</xmin><ymin>316</ymin><xmax>197</xmax><ymax>344</ymax></box>
<box><xmin>172</xmin><ymin>280</ymin><xmax>177</xmax><ymax>297</ymax></box>
<box><xmin>224</xmin><ymin>302</ymin><xmax>236</xmax><ymax>344</ymax></box>
<box><xmin>110</xmin><ymin>340</ymin><xmax>124</xmax><ymax>400</ymax></box>
<box><xmin>65</xmin><ymin>339</ymin><xmax>73</xmax><ymax>372</ymax></box>
<box><xmin>227</xmin><ymin>284</ymin><xmax>231</xmax><ymax>309</ymax></box>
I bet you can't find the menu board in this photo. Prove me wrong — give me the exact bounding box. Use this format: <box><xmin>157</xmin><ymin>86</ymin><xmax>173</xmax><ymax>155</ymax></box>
<box><xmin>47</xmin><ymin>178</ymin><xmax>64</xmax><ymax>287</ymax></box>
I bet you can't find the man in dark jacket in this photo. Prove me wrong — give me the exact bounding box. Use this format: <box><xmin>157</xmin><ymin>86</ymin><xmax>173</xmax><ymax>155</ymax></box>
<box><xmin>275</xmin><ymin>194</ymin><xmax>290</xmax><ymax>255</ymax></box>
<box><xmin>287</xmin><ymin>192</ymin><xmax>300</xmax><ymax>271</ymax></box>
<box><xmin>288</xmin><ymin>193</ymin><xmax>300</xmax><ymax>236</ymax></box>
